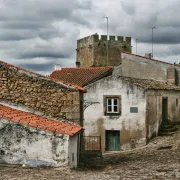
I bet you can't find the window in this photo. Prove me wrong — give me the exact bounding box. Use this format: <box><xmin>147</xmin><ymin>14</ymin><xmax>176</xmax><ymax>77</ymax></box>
<box><xmin>107</xmin><ymin>98</ymin><xmax>118</xmax><ymax>113</ymax></box>
<box><xmin>176</xmin><ymin>98</ymin><xmax>178</xmax><ymax>106</ymax></box>
<box><xmin>104</xmin><ymin>95</ymin><xmax>121</xmax><ymax>116</ymax></box>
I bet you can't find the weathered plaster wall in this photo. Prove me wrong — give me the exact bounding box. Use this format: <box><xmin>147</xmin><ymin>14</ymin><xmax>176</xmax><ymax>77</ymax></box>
<box><xmin>68</xmin><ymin>134</ymin><xmax>79</xmax><ymax>168</ymax></box>
<box><xmin>146</xmin><ymin>94</ymin><xmax>161</xmax><ymax>140</ymax></box>
<box><xmin>146</xmin><ymin>90</ymin><xmax>180</xmax><ymax>139</ymax></box>
<box><xmin>77</xmin><ymin>34</ymin><xmax>131</xmax><ymax>67</ymax></box>
<box><xmin>83</xmin><ymin>76</ymin><xmax>146</xmax><ymax>151</ymax></box>
<box><xmin>121</xmin><ymin>53</ymin><xmax>180</xmax><ymax>85</ymax></box>
<box><xmin>0</xmin><ymin>119</ymin><xmax>69</xmax><ymax>167</ymax></box>
<box><xmin>0</xmin><ymin>63</ymin><xmax>81</xmax><ymax>122</ymax></box>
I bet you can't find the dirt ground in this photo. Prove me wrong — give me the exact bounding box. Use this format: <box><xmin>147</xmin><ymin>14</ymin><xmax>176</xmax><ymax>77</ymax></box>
<box><xmin>0</xmin><ymin>130</ymin><xmax>180</xmax><ymax>180</ymax></box>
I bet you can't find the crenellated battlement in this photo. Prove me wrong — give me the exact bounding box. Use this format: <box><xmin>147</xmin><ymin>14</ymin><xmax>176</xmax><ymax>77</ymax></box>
<box><xmin>77</xmin><ymin>34</ymin><xmax>131</xmax><ymax>48</ymax></box>
<box><xmin>93</xmin><ymin>34</ymin><xmax>131</xmax><ymax>43</ymax></box>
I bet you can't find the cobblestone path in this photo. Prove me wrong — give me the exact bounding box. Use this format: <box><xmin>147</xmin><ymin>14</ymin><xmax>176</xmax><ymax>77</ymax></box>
<box><xmin>0</xmin><ymin>130</ymin><xmax>180</xmax><ymax>180</ymax></box>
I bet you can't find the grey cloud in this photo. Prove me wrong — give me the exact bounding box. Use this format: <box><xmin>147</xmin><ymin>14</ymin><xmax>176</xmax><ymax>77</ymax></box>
<box><xmin>138</xmin><ymin>28</ymin><xmax>180</xmax><ymax>44</ymax></box>
<box><xmin>0</xmin><ymin>29</ymin><xmax>35</xmax><ymax>41</ymax></box>
<box><xmin>19</xmin><ymin>63</ymin><xmax>54</xmax><ymax>72</ymax></box>
<box><xmin>96</xmin><ymin>0</ymin><xmax>180</xmax><ymax>45</ymax></box>
<box><xmin>121</xmin><ymin>1</ymin><xmax>136</xmax><ymax>15</ymax></box>
<box><xmin>0</xmin><ymin>0</ymin><xmax>93</xmax><ymax>25</ymax></box>
<box><xmin>16</xmin><ymin>57</ymin><xmax>76</xmax><ymax>74</ymax></box>
<box><xmin>0</xmin><ymin>0</ymin><xmax>93</xmax><ymax>72</ymax></box>
<box><xmin>0</xmin><ymin>0</ymin><xmax>180</xmax><ymax>74</ymax></box>
<box><xmin>17</xmin><ymin>51</ymin><xmax>68</xmax><ymax>59</ymax></box>
<box><xmin>0</xmin><ymin>21</ymin><xmax>46</xmax><ymax>29</ymax></box>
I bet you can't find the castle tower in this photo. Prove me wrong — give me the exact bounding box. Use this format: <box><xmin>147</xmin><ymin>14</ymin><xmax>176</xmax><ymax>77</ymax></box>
<box><xmin>76</xmin><ymin>34</ymin><xmax>131</xmax><ymax>67</ymax></box>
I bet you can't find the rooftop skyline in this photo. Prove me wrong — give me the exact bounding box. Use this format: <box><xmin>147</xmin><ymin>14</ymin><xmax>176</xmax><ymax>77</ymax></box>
<box><xmin>0</xmin><ymin>0</ymin><xmax>179</xmax><ymax>74</ymax></box>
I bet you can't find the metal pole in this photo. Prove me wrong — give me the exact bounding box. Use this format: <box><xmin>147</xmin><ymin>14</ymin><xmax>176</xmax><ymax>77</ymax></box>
<box><xmin>107</xmin><ymin>17</ymin><xmax>108</xmax><ymax>66</ymax></box>
<box><xmin>104</xmin><ymin>17</ymin><xmax>108</xmax><ymax>66</ymax></box>
<box><xmin>152</xmin><ymin>27</ymin><xmax>155</xmax><ymax>58</ymax></box>
<box><xmin>136</xmin><ymin>39</ymin><xmax>138</xmax><ymax>55</ymax></box>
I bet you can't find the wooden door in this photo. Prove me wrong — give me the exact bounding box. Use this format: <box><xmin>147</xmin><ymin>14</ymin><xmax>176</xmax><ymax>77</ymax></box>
<box><xmin>106</xmin><ymin>130</ymin><xmax>120</xmax><ymax>151</ymax></box>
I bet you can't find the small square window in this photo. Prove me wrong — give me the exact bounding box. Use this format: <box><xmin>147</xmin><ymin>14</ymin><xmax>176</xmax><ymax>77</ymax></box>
<box><xmin>104</xmin><ymin>95</ymin><xmax>121</xmax><ymax>116</ymax></box>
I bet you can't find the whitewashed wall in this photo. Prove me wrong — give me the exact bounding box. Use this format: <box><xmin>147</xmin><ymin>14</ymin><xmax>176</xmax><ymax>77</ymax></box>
<box><xmin>0</xmin><ymin>119</ymin><xmax>69</xmax><ymax>167</ymax></box>
<box><xmin>84</xmin><ymin>76</ymin><xmax>147</xmax><ymax>151</ymax></box>
<box><xmin>68</xmin><ymin>134</ymin><xmax>79</xmax><ymax>168</ymax></box>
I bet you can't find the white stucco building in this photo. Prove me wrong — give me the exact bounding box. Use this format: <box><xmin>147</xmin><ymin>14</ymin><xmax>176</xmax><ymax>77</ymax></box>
<box><xmin>83</xmin><ymin>75</ymin><xmax>180</xmax><ymax>151</ymax></box>
<box><xmin>51</xmin><ymin>65</ymin><xmax>180</xmax><ymax>152</ymax></box>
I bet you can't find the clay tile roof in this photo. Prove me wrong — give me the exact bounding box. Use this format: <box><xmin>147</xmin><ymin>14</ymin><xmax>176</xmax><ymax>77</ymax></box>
<box><xmin>0</xmin><ymin>104</ymin><xmax>82</xmax><ymax>136</ymax></box>
<box><xmin>0</xmin><ymin>59</ymin><xmax>85</xmax><ymax>92</ymax></box>
<box><xmin>121</xmin><ymin>51</ymin><xmax>180</xmax><ymax>67</ymax></box>
<box><xmin>121</xmin><ymin>76</ymin><xmax>180</xmax><ymax>90</ymax></box>
<box><xmin>50</xmin><ymin>67</ymin><xmax>113</xmax><ymax>87</ymax></box>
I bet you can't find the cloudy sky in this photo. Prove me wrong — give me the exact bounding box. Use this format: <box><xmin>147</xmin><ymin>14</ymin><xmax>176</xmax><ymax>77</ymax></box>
<box><xmin>0</xmin><ymin>0</ymin><xmax>180</xmax><ymax>75</ymax></box>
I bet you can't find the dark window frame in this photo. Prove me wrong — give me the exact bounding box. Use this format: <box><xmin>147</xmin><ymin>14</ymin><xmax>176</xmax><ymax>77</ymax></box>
<box><xmin>103</xmin><ymin>95</ymin><xmax>121</xmax><ymax>116</ymax></box>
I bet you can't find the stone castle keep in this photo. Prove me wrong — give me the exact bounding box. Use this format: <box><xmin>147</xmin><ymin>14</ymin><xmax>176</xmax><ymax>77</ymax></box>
<box><xmin>76</xmin><ymin>34</ymin><xmax>131</xmax><ymax>67</ymax></box>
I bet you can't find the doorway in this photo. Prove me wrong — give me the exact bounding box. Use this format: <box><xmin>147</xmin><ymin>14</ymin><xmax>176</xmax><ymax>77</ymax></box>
<box><xmin>105</xmin><ymin>130</ymin><xmax>120</xmax><ymax>151</ymax></box>
<box><xmin>162</xmin><ymin>97</ymin><xmax>168</xmax><ymax>124</ymax></box>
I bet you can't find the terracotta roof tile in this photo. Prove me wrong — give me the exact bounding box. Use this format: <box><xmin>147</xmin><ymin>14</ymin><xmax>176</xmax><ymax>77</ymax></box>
<box><xmin>121</xmin><ymin>76</ymin><xmax>180</xmax><ymax>90</ymax></box>
<box><xmin>121</xmin><ymin>51</ymin><xmax>180</xmax><ymax>67</ymax></box>
<box><xmin>50</xmin><ymin>67</ymin><xmax>113</xmax><ymax>87</ymax></box>
<box><xmin>0</xmin><ymin>104</ymin><xmax>82</xmax><ymax>136</ymax></box>
<box><xmin>0</xmin><ymin>59</ymin><xmax>86</xmax><ymax>92</ymax></box>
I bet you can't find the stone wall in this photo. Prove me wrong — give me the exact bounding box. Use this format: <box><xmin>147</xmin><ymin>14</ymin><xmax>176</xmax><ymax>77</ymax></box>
<box><xmin>0</xmin><ymin>119</ymin><xmax>69</xmax><ymax>167</ymax></box>
<box><xmin>93</xmin><ymin>41</ymin><xmax>122</xmax><ymax>66</ymax></box>
<box><xmin>0</xmin><ymin>62</ymin><xmax>82</xmax><ymax>122</ymax></box>
<box><xmin>76</xmin><ymin>34</ymin><xmax>131</xmax><ymax>67</ymax></box>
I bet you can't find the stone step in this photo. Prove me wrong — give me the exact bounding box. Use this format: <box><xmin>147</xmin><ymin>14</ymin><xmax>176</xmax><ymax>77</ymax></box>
<box><xmin>160</xmin><ymin>124</ymin><xmax>174</xmax><ymax>129</ymax></box>
<box><xmin>158</xmin><ymin>131</ymin><xmax>175</xmax><ymax>136</ymax></box>
<box><xmin>175</xmin><ymin>125</ymin><xmax>180</xmax><ymax>130</ymax></box>
<box><xmin>159</xmin><ymin>127</ymin><xmax>178</xmax><ymax>133</ymax></box>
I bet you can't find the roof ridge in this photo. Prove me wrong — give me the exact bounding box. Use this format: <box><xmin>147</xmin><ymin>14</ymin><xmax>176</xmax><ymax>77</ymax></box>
<box><xmin>120</xmin><ymin>76</ymin><xmax>167</xmax><ymax>82</ymax></box>
<box><xmin>0</xmin><ymin>59</ymin><xmax>86</xmax><ymax>92</ymax></box>
<box><xmin>119</xmin><ymin>76</ymin><xmax>180</xmax><ymax>90</ymax></box>
<box><xmin>121</xmin><ymin>51</ymin><xmax>180</xmax><ymax>67</ymax></box>
<box><xmin>61</xmin><ymin>66</ymin><xmax>113</xmax><ymax>70</ymax></box>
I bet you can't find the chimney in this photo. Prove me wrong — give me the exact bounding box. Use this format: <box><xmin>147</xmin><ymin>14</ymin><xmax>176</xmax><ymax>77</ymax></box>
<box><xmin>167</xmin><ymin>68</ymin><xmax>177</xmax><ymax>85</ymax></box>
<box><xmin>76</xmin><ymin>61</ymin><xmax>80</xmax><ymax>68</ymax></box>
<box><xmin>54</xmin><ymin>64</ymin><xmax>62</xmax><ymax>71</ymax></box>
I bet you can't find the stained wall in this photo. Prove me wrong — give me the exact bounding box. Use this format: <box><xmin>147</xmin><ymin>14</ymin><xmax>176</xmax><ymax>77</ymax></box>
<box><xmin>121</xmin><ymin>53</ymin><xmax>180</xmax><ymax>85</ymax></box>
<box><xmin>0</xmin><ymin>119</ymin><xmax>69</xmax><ymax>167</ymax></box>
<box><xmin>83</xmin><ymin>75</ymin><xmax>147</xmax><ymax>151</ymax></box>
<box><xmin>146</xmin><ymin>90</ymin><xmax>180</xmax><ymax>140</ymax></box>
